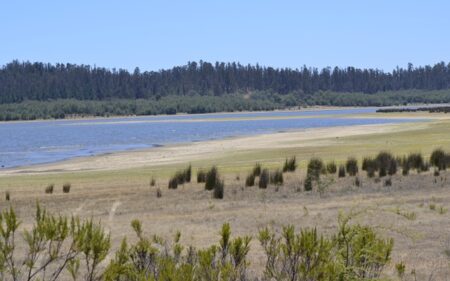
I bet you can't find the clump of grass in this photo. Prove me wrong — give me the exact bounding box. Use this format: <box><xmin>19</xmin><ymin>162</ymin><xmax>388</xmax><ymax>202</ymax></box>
<box><xmin>168</xmin><ymin>177</ymin><xmax>178</xmax><ymax>189</ymax></box>
<box><xmin>395</xmin><ymin>262</ymin><xmax>406</xmax><ymax>279</ymax></box>
<box><xmin>270</xmin><ymin>169</ymin><xmax>284</xmax><ymax>185</ymax></box>
<box><xmin>213</xmin><ymin>179</ymin><xmax>224</xmax><ymax>199</ymax></box>
<box><xmin>150</xmin><ymin>177</ymin><xmax>156</xmax><ymax>186</ymax></box>
<box><xmin>45</xmin><ymin>184</ymin><xmax>54</xmax><ymax>194</ymax></box>
<box><xmin>384</xmin><ymin>178</ymin><xmax>392</xmax><ymax>187</ymax></box>
<box><xmin>430</xmin><ymin>148</ymin><xmax>448</xmax><ymax>170</ymax></box>
<box><xmin>345</xmin><ymin>157</ymin><xmax>358</xmax><ymax>176</ymax></box>
<box><xmin>362</xmin><ymin>157</ymin><xmax>377</xmax><ymax>178</ymax></box>
<box><xmin>156</xmin><ymin>188</ymin><xmax>162</xmax><ymax>198</ymax></box>
<box><xmin>205</xmin><ymin>166</ymin><xmax>219</xmax><ymax>191</ymax></box>
<box><xmin>354</xmin><ymin>177</ymin><xmax>361</xmax><ymax>187</ymax></box>
<box><xmin>252</xmin><ymin>163</ymin><xmax>262</xmax><ymax>177</ymax></box>
<box><xmin>326</xmin><ymin>161</ymin><xmax>337</xmax><ymax>174</ymax></box>
<box><xmin>395</xmin><ymin>208</ymin><xmax>416</xmax><ymax>220</ymax></box>
<box><xmin>259</xmin><ymin>169</ymin><xmax>269</xmax><ymax>189</ymax></box>
<box><xmin>282</xmin><ymin>156</ymin><xmax>297</xmax><ymax>172</ymax></box>
<box><xmin>307</xmin><ymin>158</ymin><xmax>324</xmax><ymax>181</ymax></box>
<box><xmin>429</xmin><ymin>203</ymin><xmax>436</xmax><ymax>211</ymax></box>
<box><xmin>407</xmin><ymin>153</ymin><xmax>424</xmax><ymax>172</ymax></box>
<box><xmin>338</xmin><ymin>165</ymin><xmax>346</xmax><ymax>178</ymax></box>
<box><xmin>62</xmin><ymin>183</ymin><xmax>71</xmax><ymax>193</ymax></box>
<box><xmin>197</xmin><ymin>170</ymin><xmax>206</xmax><ymax>183</ymax></box>
<box><xmin>5</xmin><ymin>191</ymin><xmax>10</xmax><ymax>201</ymax></box>
<box><xmin>304</xmin><ymin>176</ymin><xmax>313</xmax><ymax>191</ymax></box>
<box><xmin>245</xmin><ymin>173</ymin><xmax>255</xmax><ymax>187</ymax></box>
<box><xmin>434</xmin><ymin>169</ymin><xmax>440</xmax><ymax>177</ymax></box>
<box><xmin>438</xmin><ymin>206</ymin><xmax>448</xmax><ymax>215</ymax></box>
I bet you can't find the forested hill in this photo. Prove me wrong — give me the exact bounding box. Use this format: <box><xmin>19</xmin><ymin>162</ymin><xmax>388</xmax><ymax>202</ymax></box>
<box><xmin>1</xmin><ymin>60</ymin><xmax>450</xmax><ymax>103</ymax></box>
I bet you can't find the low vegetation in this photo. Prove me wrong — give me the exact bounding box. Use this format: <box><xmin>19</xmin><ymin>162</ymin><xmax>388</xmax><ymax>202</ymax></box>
<box><xmin>0</xmin><ymin>205</ymin><xmax>395</xmax><ymax>280</ymax></box>
<box><xmin>45</xmin><ymin>184</ymin><xmax>54</xmax><ymax>194</ymax></box>
<box><xmin>282</xmin><ymin>156</ymin><xmax>297</xmax><ymax>172</ymax></box>
<box><xmin>62</xmin><ymin>182</ymin><xmax>71</xmax><ymax>193</ymax></box>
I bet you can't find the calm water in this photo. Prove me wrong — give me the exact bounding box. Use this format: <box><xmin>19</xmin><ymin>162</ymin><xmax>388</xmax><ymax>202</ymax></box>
<box><xmin>0</xmin><ymin>108</ymin><xmax>424</xmax><ymax>168</ymax></box>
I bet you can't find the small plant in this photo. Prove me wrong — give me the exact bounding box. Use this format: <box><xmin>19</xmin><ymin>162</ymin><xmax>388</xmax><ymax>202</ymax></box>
<box><xmin>395</xmin><ymin>261</ymin><xmax>406</xmax><ymax>279</ymax></box>
<box><xmin>259</xmin><ymin>169</ymin><xmax>269</xmax><ymax>189</ymax></box>
<box><xmin>282</xmin><ymin>156</ymin><xmax>297</xmax><ymax>172</ymax></box>
<box><xmin>307</xmin><ymin>158</ymin><xmax>324</xmax><ymax>181</ymax></box>
<box><xmin>430</xmin><ymin>148</ymin><xmax>448</xmax><ymax>170</ymax></box>
<box><xmin>245</xmin><ymin>173</ymin><xmax>255</xmax><ymax>187</ymax></box>
<box><xmin>168</xmin><ymin>177</ymin><xmax>178</xmax><ymax>189</ymax></box>
<box><xmin>384</xmin><ymin>178</ymin><xmax>392</xmax><ymax>187</ymax></box>
<box><xmin>354</xmin><ymin>177</ymin><xmax>361</xmax><ymax>187</ymax></box>
<box><xmin>407</xmin><ymin>153</ymin><xmax>424</xmax><ymax>172</ymax></box>
<box><xmin>270</xmin><ymin>169</ymin><xmax>284</xmax><ymax>185</ymax></box>
<box><xmin>62</xmin><ymin>182</ymin><xmax>71</xmax><ymax>193</ymax></box>
<box><xmin>252</xmin><ymin>162</ymin><xmax>262</xmax><ymax>177</ymax></box>
<box><xmin>429</xmin><ymin>203</ymin><xmax>436</xmax><ymax>211</ymax></box>
<box><xmin>345</xmin><ymin>157</ymin><xmax>358</xmax><ymax>176</ymax></box>
<box><xmin>5</xmin><ymin>191</ymin><xmax>10</xmax><ymax>201</ymax></box>
<box><xmin>45</xmin><ymin>184</ymin><xmax>54</xmax><ymax>194</ymax></box>
<box><xmin>156</xmin><ymin>187</ymin><xmax>162</xmax><ymax>198</ymax></box>
<box><xmin>304</xmin><ymin>176</ymin><xmax>313</xmax><ymax>191</ymax></box>
<box><xmin>326</xmin><ymin>161</ymin><xmax>337</xmax><ymax>174</ymax></box>
<box><xmin>197</xmin><ymin>170</ymin><xmax>206</xmax><ymax>183</ymax></box>
<box><xmin>205</xmin><ymin>166</ymin><xmax>219</xmax><ymax>190</ymax></box>
<box><xmin>338</xmin><ymin>165</ymin><xmax>346</xmax><ymax>178</ymax></box>
<box><xmin>213</xmin><ymin>179</ymin><xmax>224</xmax><ymax>199</ymax></box>
<box><xmin>150</xmin><ymin>177</ymin><xmax>156</xmax><ymax>186</ymax></box>
<box><xmin>438</xmin><ymin>206</ymin><xmax>448</xmax><ymax>214</ymax></box>
<box><xmin>434</xmin><ymin>169</ymin><xmax>440</xmax><ymax>177</ymax></box>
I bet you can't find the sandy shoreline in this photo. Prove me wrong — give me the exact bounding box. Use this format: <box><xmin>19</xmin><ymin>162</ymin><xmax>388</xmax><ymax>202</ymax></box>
<box><xmin>0</xmin><ymin>121</ymin><xmax>427</xmax><ymax>176</ymax></box>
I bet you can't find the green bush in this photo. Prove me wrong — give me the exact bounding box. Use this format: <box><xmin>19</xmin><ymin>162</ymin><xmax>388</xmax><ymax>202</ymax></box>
<box><xmin>45</xmin><ymin>184</ymin><xmax>54</xmax><ymax>194</ymax></box>
<box><xmin>282</xmin><ymin>156</ymin><xmax>297</xmax><ymax>172</ymax></box>
<box><xmin>345</xmin><ymin>157</ymin><xmax>358</xmax><ymax>176</ymax></box>
<box><xmin>245</xmin><ymin>173</ymin><xmax>255</xmax><ymax>187</ymax></box>
<box><xmin>197</xmin><ymin>170</ymin><xmax>206</xmax><ymax>183</ymax></box>
<box><xmin>430</xmin><ymin>148</ymin><xmax>448</xmax><ymax>170</ymax></box>
<box><xmin>5</xmin><ymin>191</ymin><xmax>10</xmax><ymax>201</ymax></box>
<box><xmin>168</xmin><ymin>177</ymin><xmax>178</xmax><ymax>189</ymax></box>
<box><xmin>304</xmin><ymin>176</ymin><xmax>313</xmax><ymax>191</ymax></box>
<box><xmin>338</xmin><ymin>165</ymin><xmax>346</xmax><ymax>178</ymax></box>
<box><xmin>270</xmin><ymin>169</ymin><xmax>284</xmax><ymax>185</ymax></box>
<box><xmin>407</xmin><ymin>153</ymin><xmax>424</xmax><ymax>172</ymax></box>
<box><xmin>205</xmin><ymin>166</ymin><xmax>219</xmax><ymax>191</ymax></box>
<box><xmin>62</xmin><ymin>183</ymin><xmax>71</xmax><ymax>193</ymax></box>
<box><xmin>259</xmin><ymin>169</ymin><xmax>269</xmax><ymax>189</ymax></box>
<box><xmin>326</xmin><ymin>161</ymin><xmax>337</xmax><ymax>174</ymax></box>
<box><xmin>213</xmin><ymin>179</ymin><xmax>224</xmax><ymax>199</ymax></box>
<box><xmin>307</xmin><ymin>158</ymin><xmax>324</xmax><ymax>181</ymax></box>
<box><xmin>252</xmin><ymin>163</ymin><xmax>262</xmax><ymax>177</ymax></box>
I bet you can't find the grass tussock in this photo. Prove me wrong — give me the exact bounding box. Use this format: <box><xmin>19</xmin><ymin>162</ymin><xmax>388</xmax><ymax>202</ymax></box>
<box><xmin>62</xmin><ymin>183</ymin><xmax>71</xmax><ymax>193</ymax></box>
<box><xmin>259</xmin><ymin>169</ymin><xmax>269</xmax><ymax>189</ymax></box>
<box><xmin>282</xmin><ymin>156</ymin><xmax>297</xmax><ymax>172</ymax></box>
<box><xmin>270</xmin><ymin>169</ymin><xmax>284</xmax><ymax>185</ymax></box>
<box><xmin>45</xmin><ymin>184</ymin><xmax>54</xmax><ymax>194</ymax></box>
<box><xmin>245</xmin><ymin>173</ymin><xmax>255</xmax><ymax>187</ymax></box>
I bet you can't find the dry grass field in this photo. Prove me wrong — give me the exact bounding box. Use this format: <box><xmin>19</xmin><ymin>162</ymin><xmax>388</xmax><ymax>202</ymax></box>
<box><xmin>1</xmin><ymin>112</ymin><xmax>450</xmax><ymax>280</ymax></box>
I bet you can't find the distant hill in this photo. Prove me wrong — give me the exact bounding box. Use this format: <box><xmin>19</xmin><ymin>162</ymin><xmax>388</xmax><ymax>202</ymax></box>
<box><xmin>1</xmin><ymin>60</ymin><xmax>450</xmax><ymax>120</ymax></box>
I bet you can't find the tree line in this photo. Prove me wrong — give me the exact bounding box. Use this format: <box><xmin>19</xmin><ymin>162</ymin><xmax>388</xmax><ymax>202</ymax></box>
<box><xmin>1</xmin><ymin>60</ymin><xmax>450</xmax><ymax>104</ymax></box>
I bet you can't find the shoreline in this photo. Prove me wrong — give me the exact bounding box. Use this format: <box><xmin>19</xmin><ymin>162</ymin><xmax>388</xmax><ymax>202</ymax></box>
<box><xmin>0</xmin><ymin>120</ymin><xmax>429</xmax><ymax>176</ymax></box>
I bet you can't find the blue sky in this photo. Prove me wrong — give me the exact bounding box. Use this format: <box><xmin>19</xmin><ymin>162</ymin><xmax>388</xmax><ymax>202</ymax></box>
<box><xmin>1</xmin><ymin>1</ymin><xmax>449</xmax><ymax>71</ymax></box>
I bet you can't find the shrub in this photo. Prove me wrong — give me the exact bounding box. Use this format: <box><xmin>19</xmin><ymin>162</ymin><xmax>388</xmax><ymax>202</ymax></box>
<box><xmin>430</xmin><ymin>148</ymin><xmax>448</xmax><ymax>170</ymax></box>
<box><xmin>213</xmin><ymin>179</ymin><xmax>224</xmax><ymax>199</ymax></box>
<box><xmin>307</xmin><ymin>158</ymin><xmax>324</xmax><ymax>181</ymax></box>
<box><xmin>5</xmin><ymin>191</ymin><xmax>10</xmax><ymax>201</ymax></box>
<box><xmin>62</xmin><ymin>183</ymin><xmax>71</xmax><ymax>193</ymax></box>
<box><xmin>363</xmin><ymin>157</ymin><xmax>378</xmax><ymax>177</ymax></box>
<box><xmin>384</xmin><ymin>178</ymin><xmax>392</xmax><ymax>187</ymax></box>
<box><xmin>326</xmin><ymin>161</ymin><xmax>337</xmax><ymax>174</ymax></box>
<box><xmin>354</xmin><ymin>177</ymin><xmax>361</xmax><ymax>187</ymax></box>
<box><xmin>434</xmin><ymin>169</ymin><xmax>440</xmax><ymax>177</ymax></box>
<box><xmin>197</xmin><ymin>170</ymin><xmax>206</xmax><ymax>183</ymax></box>
<box><xmin>401</xmin><ymin>157</ymin><xmax>410</xmax><ymax>176</ymax></box>
<box><xmin>421</xmin><ymin>161</ymin><xmax>430</xmax><ymax>172</ymax></box>
<box><xmin>184</xmin><ymin>164</ymin><xmax>192</xmax><ymax>183</ymax></box>
<box><xmin>388</xmin><ymin>158</ymin><xmax>398</xmax><ymax>175</ymax></box>
<box><xmin>304</xmin><ymin>176</ymin><xmax>313</xmax><ymax>191</ymax></box>
<box><xmin>345</xmin><ymin>157</ymin><xmax>358</xmax><ymax>176</ymax></box>
<box><xmin>407</xmin><ymin>153</ymin><xmax>424</xmax><ymax>172</ymax></box>
<box><xmin>45</xmin><ymin>184</ymin><xmax>54</xmax><ymax>194</ymax></box>
<box><xmin>156</xmin><ymin>188</ymin><xmax>162</xmax><ymax>198</ymax></box>
<box><xmin>150</xmin><ymin>177</ymin><xmax>156</xmax><ymax>186</ymax></box>
<box><xmin>259</xmin><ymin>169</ymin><xmax>269</xmax><ymax>189</ymax></box>
<box><xmin>252</xmin><ymin>163</ymin><xmax>262</xmax><ymax>177</ymax></box>
<box><xmin>282</xmin><ymin>156</ymin><xmax>297</xmax><ymax>172</ymax></box>
<box><xmin>168</xmin><ymin>177</ymin><xmax>178</xmax><ymax>189</ymax></box>
<box><xmin>270</xmin><ymin>169</ymin><xmax>284</xmax><ymax>185</ymax></box>
<box><xmin>338</xmin><ymin>165</ymin><xmax>346</xmax><ymax>178</ymax></box>
<box><xmin>379</xmin><ymin>166</ymin><xmax>387</xmax><ymax>177</ymax></box>
<box><xmin>205</xmin><ymin>166</ymin><xmax>219</xmax><ymax>191</ymax></box>
<box><xmin>245</xmin><ymin>173</ymin><xmax>255</xmax><ymax>187</ymax></box>
<box><xmin>376</xmin><ymin>151</ymin><xmax>394</xmax><ymax>172</ymax></box>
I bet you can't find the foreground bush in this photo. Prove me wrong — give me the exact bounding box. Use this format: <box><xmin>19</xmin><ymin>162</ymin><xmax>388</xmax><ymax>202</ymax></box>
<box><xmin>197</xmin><ymin>169</ymin><xmax>206</xmax><ymax>183</ymax></box>
<box><xmin>338</xmin><ymin>165</ymin><xmax>346</xmax><ymax>178</ymax></box>
<box><xmin>307</xmin><ymin>158</ymin><xmax>324</xmax><ymax>181</ymax></box>
<box><xmin>45</xmin><ymin>184</ymin><xmax>54</xmax><ymax>194</ymax></box>
<box><xmin>430</xmin><ymin>148</ymin><xmax>448</xmax><ymax>170</ymax></box>
<box><xmin>0</xmin><ymin>206</ymin><xmax>395</xmax><ymax>280</ymax></box>
<box><xmin>213</xmin><ymin>179</ymin><xmax>225</xmax><ymax>199</ymax></box>
<box><xmin>252</xmin><ymin>162</ymin><xmax>262</xmax><ymax>177</ymax></box>
<box><xmin>326</xmin><ymin>161</ymin><xmax>337</xmax><ymax>174</ymax></box>
<box><xmin>62</xmin><ymin>182</ymin><xmax>71</xmax><ymax>193</ymax></box>
<box><xmin>169</xmin><ymin>164</ymin><xmax>192</xmax><ymax>188</ymax></box>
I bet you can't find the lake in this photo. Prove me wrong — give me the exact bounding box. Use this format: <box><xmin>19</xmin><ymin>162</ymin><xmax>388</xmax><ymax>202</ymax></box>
<box><xmin>0</xmin><ymin>108</ymin><xmax>424</xmax><ymax>168</ymax></box>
